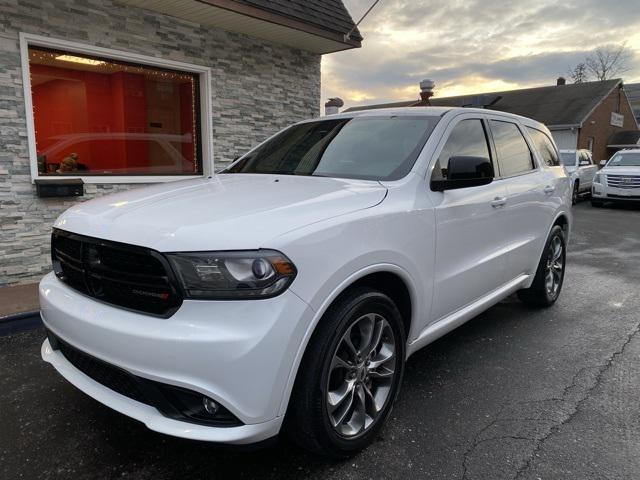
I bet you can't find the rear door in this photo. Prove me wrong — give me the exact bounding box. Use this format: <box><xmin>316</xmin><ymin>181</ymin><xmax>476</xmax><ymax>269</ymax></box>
<box><xmin>429</xmin><ymin>115</ymin><xmax>511</xmax><ymax>322</ymax></box>
<box><xmin>488</xmin><ymin>118</ymin><xmax>550</xmax><ymax>279</ymax></box>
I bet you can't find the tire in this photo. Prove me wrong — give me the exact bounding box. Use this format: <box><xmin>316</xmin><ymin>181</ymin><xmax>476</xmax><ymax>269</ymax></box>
<box><xmin>572</xmin><ymin>181</ymin><xmax>579</xmax><ymax>205</ymax></box>
<box><xmin>517</xmin><ymin>225</ymin><xmax>566</xmax><ymax>307</ymax></box>
<box><xmin>286</xmin><ymin>287</ymin><xmax>406</xmax><ymax>457</ymax></box>
<box><xmin>591</xmin><ymin>199</ymin><xmax>604</xmax><ymax>208</ymax></box>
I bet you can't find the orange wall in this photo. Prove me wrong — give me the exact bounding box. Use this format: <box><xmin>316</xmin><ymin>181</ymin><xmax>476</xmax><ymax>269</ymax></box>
<box><xmin>179</xmin><ymin>82</ymin><xmax>195</xmax><ymax>167</ymax></box>
<box><xmin>32</xmin><ymin>76</ymin><xmax>90</xmax><ymax>167</ymax></box>
<box><xmin>31</xmin><ymin>64</ymin><xmax>196</xmax><ymax>173</ymax></box>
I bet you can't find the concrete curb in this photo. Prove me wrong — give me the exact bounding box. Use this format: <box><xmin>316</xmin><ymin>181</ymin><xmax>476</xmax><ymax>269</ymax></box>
<box><xmin>0</xmin><ymin>311</ymin><xmax>42</xmax><ymax>336</ymax></box>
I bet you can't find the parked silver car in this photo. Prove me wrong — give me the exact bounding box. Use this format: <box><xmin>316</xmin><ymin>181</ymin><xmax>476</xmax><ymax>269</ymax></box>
<box><xmin>559</xmin><ymin>149</ymin><xmax>598</xmax><ymax>204</ymax></box>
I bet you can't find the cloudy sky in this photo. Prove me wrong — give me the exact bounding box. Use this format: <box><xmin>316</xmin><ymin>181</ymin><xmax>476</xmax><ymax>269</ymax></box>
<box><xmin>321</xmin><ymin>0</ymin><xmax>640</xmax><ymax>109</ymax></box>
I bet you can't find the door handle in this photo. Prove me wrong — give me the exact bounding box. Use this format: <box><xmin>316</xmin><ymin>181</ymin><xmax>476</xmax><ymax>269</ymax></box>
<box><xmin>543</xmin><ymin>185</ymin><xmax>555</xmax><ymax>194</ymax></box>
<box><xmin>491</xmin><ymin>196</ymin><xmax>507</xmax><ymax>208</ymax></box>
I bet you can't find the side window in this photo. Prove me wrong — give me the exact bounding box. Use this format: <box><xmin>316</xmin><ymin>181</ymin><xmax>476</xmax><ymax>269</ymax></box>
<box><xmin>526</xmin><ymin>127</ymin><xmax>560</xmax><ymax>167</ymax></box>
<box><xmin>432</xmin><ymin>119</ymin><xmax>491</xmax><ymax>180</ymax></box>
<box><xmin>490</xmin><ymin>120</ymin><xmax>535</xmax><ymax>176</ymax></box>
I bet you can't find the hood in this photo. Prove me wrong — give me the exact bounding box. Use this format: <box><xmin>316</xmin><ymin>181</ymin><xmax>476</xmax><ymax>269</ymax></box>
<box><xmin>601</xmin><ymin>166</ymin><xmax>640</xmax><ymax>176</ymax></box>
<box><xmin>54</xmin><ymin>174</ymin><xmax>387</xmax><ymax>251</ymax></box>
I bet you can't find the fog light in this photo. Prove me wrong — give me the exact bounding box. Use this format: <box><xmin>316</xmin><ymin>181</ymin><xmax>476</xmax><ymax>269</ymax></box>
<box><xmin>203</xmin><ymin>397</ymin><xmax>219</xmax><ymax>415</ymax></box>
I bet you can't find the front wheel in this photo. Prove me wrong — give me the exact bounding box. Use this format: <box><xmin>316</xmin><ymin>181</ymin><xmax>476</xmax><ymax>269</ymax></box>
<box><xmin>286</xmin><ymin>287</ymin><xmax>406</xmax><ymax>457</ymax></box>
<box><xmin>517</xmin><ymin>225</ymin><xmax>566</xmax><ymax>307</ymax></box>
<box><xmin>572</xmin><ymin>182</ymin><xmax>579</xmax><ymax>205</ymax></box>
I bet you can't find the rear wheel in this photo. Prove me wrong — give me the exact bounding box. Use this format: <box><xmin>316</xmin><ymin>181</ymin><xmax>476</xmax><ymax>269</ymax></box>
<box><xmin>286</xmin><ymin>287</ymin><xmax>405</xmax><ymax>457</ymax></box>
<box><xmin>517</xmin><ymin>225</ymin><xmax>566</xmax><ymax>307</ymax></box>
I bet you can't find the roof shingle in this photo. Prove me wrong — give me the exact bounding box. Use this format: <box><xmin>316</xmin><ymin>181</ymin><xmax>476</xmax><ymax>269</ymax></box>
<box><xmin>234</xmin><ymin>0</ymin><xmax>362</xmax><ymax>41</ymax></box>
<box><xmin>346</xmin><ymin>79</ymin><xmax>622</xmax><ymax>127</ymax></box>
<box><xmin>430</xmin><ymin>80</ymin><xmax>621</xmax><ymax>127</ymax></box>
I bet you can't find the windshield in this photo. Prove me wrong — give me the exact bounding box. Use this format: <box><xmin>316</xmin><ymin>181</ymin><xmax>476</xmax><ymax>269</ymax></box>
<box><xmin>559</xmin><ymin>152</ymin><xmax>575</xmax><ymax>166</ymax></box>
<box><xmin>606</xmin><ymin>152</ymin><xmax>640</xmax><ymax>167</ymax></box>
<box><xmin>222</xmin><ymin>116</ymin><xmax>440</xmax><ymax>181</ymax></box>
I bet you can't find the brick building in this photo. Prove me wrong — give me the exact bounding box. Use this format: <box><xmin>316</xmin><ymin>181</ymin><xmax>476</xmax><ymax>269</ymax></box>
<box><xmin>0</xmin><ymin>0</ymin><xmax>362</xmax><ymax>286</ymax></box>
<box><xmin>625</xmin><ymin>83</ymin><xmax>640</xmax><ymax>124</ymax></box>
<box><xmin>347</xmin><ymin>78</ymin><xmax>639</xmax><ymax>164</ymax></box>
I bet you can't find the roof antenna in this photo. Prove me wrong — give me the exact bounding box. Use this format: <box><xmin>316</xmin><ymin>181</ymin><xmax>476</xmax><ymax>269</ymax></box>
<box><xmin>344</xmin><ymin>0</ymin><xmax>380</xmax><ymax>42</ymax></box>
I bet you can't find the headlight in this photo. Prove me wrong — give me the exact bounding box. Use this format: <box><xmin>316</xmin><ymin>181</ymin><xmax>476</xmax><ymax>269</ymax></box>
<box><xmin>166</xmin><ymin>250</ymin><xmax>297</xmax><ymax>300</ymax></box>
<box><xmin>594</xmin><ymin>173</ymin><xmax>604</xmax><ymax>184</ymax></box>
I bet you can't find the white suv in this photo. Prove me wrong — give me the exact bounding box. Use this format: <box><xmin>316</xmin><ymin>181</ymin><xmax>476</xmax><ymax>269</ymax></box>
<box><xmin>592</xmin><ymin>149</ymin><xmax>640</xmax><ymax>207</ymax></box>
<box><xmin>40</xmin><ymin>108</ymin><xmax>571</xmax><ymax>457</ymax></box>
<box><xmin>559</xmin><ymin>149</ymin><xmax>597</xmax><ymax>204</ymax></box>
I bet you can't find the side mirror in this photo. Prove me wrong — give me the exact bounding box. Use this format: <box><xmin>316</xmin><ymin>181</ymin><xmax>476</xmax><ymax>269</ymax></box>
<box><xmin>599</xmin><ymin>160</ymin><xmax>607</xmax><ymax>167</ymax></box>
<box><xmin>431</xmin><ymin>156</ymin><xmax>494</xmax><ymax>192</ymax></box>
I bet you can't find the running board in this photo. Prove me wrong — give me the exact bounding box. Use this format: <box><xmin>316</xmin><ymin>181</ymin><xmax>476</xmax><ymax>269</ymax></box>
<box><xmin>406</xmin><ymin>274</ymin><xmax>531</xmax><ymax>357</ymax></box>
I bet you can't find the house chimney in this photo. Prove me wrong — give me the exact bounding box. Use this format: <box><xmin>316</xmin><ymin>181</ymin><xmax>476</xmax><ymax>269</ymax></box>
<box><xmin>557</xmin><ymin>77</ymin><xmax>566</xmax><ymax>86</ymax></box>
<box><xmin>324</xmin><ymin>97</ymin><xmax>344</xmax><ymax>115</ymax></box>
<box><xmin>419</xmin><ymin>79</ymin><xmax>435</xmax><ymax>104</ymax></box>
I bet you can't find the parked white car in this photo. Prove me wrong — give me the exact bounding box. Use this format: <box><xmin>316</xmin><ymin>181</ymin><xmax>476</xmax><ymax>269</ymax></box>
<box><xmin>40</xmin><ymin>107</ymin><xmax>571</xmax><ymax>457</ymax></box>
<box><xmin>592</xmin><ymin>149</ymin><xmax>640</xmax><ymax>207</ymax></box>
<box><xmin>559</xmin><ymin>149</ymin><xmax>598</xmax><ymax>204</ymax></box>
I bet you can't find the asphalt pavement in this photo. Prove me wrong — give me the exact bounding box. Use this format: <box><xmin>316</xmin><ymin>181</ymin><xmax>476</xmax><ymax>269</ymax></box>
<box><xmin>1</xmin><ymin>201</ymin><xmax>639</xmax><ymax>480</ymax></box>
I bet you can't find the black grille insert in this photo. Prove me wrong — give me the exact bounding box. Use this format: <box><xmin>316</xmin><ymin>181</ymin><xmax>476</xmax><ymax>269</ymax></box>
<box><xmin>53</xmin><ymin>332</ymin><xmax>150</xmax><ymax>405</ymax></box>
<box><xmin>48</xmin><ymin>331</ymin><xmax>242</xmax><ymax>427</ymax></box>
<box><xmin>608</xmin><ymin>194</ymin><xmax>640</xmax><ymax>200</ymax></box>
<box><xmin>51</xmin><ymin>229</ymin><xmax>182</xmax><ymax>317</ymax></box>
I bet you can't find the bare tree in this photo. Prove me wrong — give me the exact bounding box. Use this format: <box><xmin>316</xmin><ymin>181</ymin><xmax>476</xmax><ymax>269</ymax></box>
<box><xmin>584</xmin><ymin>43</ymin><xmax>631</xmax><ymax>81</ymax></box>
<box><xmin>569</xmin><ymin>62</ymin><xmax>588</xmax><ymax>83</ymax></box>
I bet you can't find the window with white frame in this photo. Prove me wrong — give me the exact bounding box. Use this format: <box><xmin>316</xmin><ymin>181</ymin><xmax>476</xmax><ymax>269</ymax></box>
<box><xmin>22</xmin><ymin>36</ymin><xmax>211</xmax><ymax>180</ymax></box>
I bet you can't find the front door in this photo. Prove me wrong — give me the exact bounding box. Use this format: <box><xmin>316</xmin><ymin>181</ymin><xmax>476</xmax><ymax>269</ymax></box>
<box><xmin>429</xmin><ymin>116</ymin><xmax>511</xmax><ymax>322</ymax></box>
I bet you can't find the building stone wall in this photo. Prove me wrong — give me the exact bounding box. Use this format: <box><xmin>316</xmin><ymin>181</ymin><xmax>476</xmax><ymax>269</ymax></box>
<box><xmin>0</xmin><ymin>0</ymin><xmax>321</xmax><ymax>286</ymax></box>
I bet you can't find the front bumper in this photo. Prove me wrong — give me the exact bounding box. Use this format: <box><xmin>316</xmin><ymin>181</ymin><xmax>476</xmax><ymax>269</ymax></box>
<box><xmin>592</xmin><ymin>183</ymin><xmax>640</xmax><ymax>201</ymax></box>
<box><xmin>40</xmin><ymin>272</ymin><xmax>314</xmax><ymax>443</ymax></box>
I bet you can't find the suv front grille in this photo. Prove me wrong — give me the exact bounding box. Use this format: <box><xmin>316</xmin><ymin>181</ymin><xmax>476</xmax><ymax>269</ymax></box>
<box><xmin>51</xmin><ymin>229</ymin><xmax>182</xmax><ymax>317</ymax></box>
<box><xmin>606</xmin><ymin>174</ymin><xmax>640</xmax><ymax>189</ymax></box>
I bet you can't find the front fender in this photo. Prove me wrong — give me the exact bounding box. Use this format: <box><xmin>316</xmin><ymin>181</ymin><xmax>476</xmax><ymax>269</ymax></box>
<box><xmin>279</xmin><ymin>262</ymin><xmax>420</xmax><ymax>417</ymax></box>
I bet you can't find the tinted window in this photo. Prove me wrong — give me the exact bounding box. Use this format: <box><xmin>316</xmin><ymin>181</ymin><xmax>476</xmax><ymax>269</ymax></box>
<box><xmin>225</xmin><ymin>116</ymin><xmax>439</xmax><ymax>181</ymax></box>
<box><xmin>432</xmin><ymin>119</ymin><xmax>491</xmax><ymax>180</ymax></box>
<box><xmin>491</xmin><ymin>121</ymin><xmax>535</xmax><ymax>176</ymax></box>
<box><xmin>526</xmin><ymin>127</ymin><xmax>560</xmax><ymax>167</ymax></box>
<box><xmin>579</xmin><ymin>151</ymin><xmax>592</xmax><ymax>165</ymax></box>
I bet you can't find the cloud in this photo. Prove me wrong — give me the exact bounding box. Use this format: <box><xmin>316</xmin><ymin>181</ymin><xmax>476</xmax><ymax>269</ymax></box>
<box><xmin>322</xmin><ymin>0</ymin><xmax>640</xmax><ymax>109</ymax></box>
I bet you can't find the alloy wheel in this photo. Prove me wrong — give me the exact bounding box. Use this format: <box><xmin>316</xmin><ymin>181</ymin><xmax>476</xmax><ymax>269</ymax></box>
<box><xmin>326</xmin><ymin>313</ymin><xmax>396</xmax><ymax>438</ymax></box>
<box><xmin>545</xmin><ymin>235</ymin><xmax>564</xmax><ymax>298</ymax></box>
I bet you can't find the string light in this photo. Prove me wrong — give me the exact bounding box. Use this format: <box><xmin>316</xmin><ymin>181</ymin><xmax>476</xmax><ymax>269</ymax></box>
<box><xmin>29</xmin><ymin>48</ymin><xmax>195</xmax><ymax>82</ymax></box>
